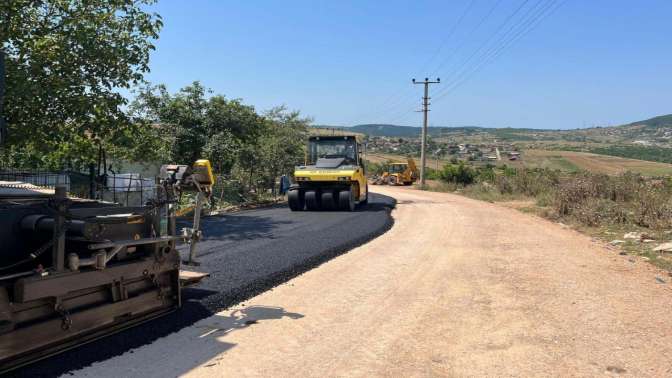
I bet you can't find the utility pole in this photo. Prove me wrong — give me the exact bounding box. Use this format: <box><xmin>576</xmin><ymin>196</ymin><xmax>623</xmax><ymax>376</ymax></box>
<box><xmin>412</xmin><ymin>77</ymin><xmax>440</xmax><ymax>187</ymax></box>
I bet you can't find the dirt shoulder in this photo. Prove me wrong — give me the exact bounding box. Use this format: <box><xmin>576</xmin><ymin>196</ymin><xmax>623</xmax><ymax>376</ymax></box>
<box><xmin>71</xmin><ymin>186</ymin><xmax>672</xmax><ymax>377</ymax></box>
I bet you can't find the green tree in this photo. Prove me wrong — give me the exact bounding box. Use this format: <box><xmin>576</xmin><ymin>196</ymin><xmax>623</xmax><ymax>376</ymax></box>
<box><xmin>132</xmin><ymin>82</ymin><xmax>310</xmax><ymax>195</ymax></box>
<box><xmin>130</xmin><ymin>82</ymin><xmax>266</xmax><ymax>166</ymax></box>
<box><xmin>203</xmin><ymin>129</ymin><xmax>240</xmax><ymax>175</ymax></box>
<box><xmin>257</xmin><ymin>106</ymin><xmax>309</xmax><ymax>193</ymax></box>
<box><xmin>0</xmin><ymin>0</ymin><xmax>163</xmax><ymax>169</ymax></box>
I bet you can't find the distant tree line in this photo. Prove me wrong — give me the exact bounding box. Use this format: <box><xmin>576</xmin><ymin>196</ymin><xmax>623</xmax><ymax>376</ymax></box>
<box><xmin>589</xmin><ymin>145</ymin><xmax>672</xmax><ymax>165</ymax></box>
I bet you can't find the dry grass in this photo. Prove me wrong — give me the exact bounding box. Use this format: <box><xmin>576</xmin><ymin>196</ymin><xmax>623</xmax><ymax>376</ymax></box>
<box><xmin>370</xmin><ymin>149</ymin><xmax>672</xmax><ymax>177</ymax></box>
<box><xmin>429</xmin><ymin>172</ymin><xmax>672</xmax><ymax>272</ymax></box>
<box><xmin>425</xmin><ymin>169</ymin><xmax>672</xmax><ymax>272</ymax></box>
<box><xmin>521</xmin><ymin>150</ymin><xmax>672</xmax><ymax>176</ymax></box>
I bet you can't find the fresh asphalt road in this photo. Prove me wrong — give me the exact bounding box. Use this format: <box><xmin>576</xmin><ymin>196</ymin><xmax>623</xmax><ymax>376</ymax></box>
<box><xmin>14</xmin><ymin>193</ymin><xmax>395</xmax><ymax>377</ymax></box>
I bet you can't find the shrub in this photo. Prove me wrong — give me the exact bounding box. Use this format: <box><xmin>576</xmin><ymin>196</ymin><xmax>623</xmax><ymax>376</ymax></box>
<box><xmin>431</xmin><ymin>163</ymin><xmax>671</xmax><ymax>231</ymax></box>
<box><xmin>633</xmin><ymin>187</ymin><xmax>672</xmax><ymax>229</ymax></box>
<box><xmin>439</xmin><ymin>162</ymin><xmax>476</xmax><ymax>185</ymax></box>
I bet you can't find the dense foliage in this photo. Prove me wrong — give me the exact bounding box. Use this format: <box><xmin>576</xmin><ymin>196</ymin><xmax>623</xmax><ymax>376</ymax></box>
<box><xmin>0</xmin><ymin>0</ymin><xmax>163</xmax><ymax>169</ymax></box>
<box><xmin>437</xmin><ymin>162</ymin><xmax>477</xmax><ymax>185</ymax></box>
<box><xmin>131</xmin><ymin>82</ymin><xmax>310</xmax><ymax>197</ymax></box>
<box><xmin>0</xmin><ymin>2</ymin><xmax>310</xmax><ymax>205</ymax></box>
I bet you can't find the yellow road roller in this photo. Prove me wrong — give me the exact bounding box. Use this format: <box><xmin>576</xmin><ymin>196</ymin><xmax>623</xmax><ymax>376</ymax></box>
<box><xmin>289</xmin><ymin>135</ymin><xmax>368</xmax><ymax>211</ymax></box>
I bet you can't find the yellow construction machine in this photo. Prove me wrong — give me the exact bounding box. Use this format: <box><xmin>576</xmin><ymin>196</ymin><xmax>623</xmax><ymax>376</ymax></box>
<box><xmin>372</xmin><ymin>158</ymin><xmax>418</xmax><ymax>185</ymax></box>
<box><xmin>289</xmin><ymin>135</ymin><xmax>368</xmax><ymax>211</ymax></box>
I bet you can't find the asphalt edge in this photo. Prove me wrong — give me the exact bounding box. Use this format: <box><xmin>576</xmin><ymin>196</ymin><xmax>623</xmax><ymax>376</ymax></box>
<box><xmin>200</xmin><ymin>198</ymin><xmax>397</xmax><ymax>310</ymax></box>
<box><xmin>13</xmin><ymin>199</ymin><xmax>396</xmax><ymax>378</ymax></box>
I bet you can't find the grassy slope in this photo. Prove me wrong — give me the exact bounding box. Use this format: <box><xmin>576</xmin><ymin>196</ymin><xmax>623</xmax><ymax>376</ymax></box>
<box><xmin>369</xmin><ymin>150</ymin><xmax>672</xmax><ymax>176</ymax></box>
<box><xmin>626</xmin><ymin>114</ymin><xmax>672</xmax><ymax>128</ymax></box>
<box><xmin>521</xmin><ymin>150</ymin><xmax>672</xmax><ymax>176</ymax></box>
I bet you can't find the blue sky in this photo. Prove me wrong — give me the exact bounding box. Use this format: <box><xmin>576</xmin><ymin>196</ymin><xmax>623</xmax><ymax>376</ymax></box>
<box><xmin>139</xmin><ymin>0</ymin><xmax>672</xmax><ymax>129</ymax></box>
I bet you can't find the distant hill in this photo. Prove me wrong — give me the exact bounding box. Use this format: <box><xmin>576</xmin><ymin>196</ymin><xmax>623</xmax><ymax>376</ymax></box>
<box><xmin>627</xmin><ymin>114</ymin><xmax>672</xmax><ymax>129</ymax></box>
<box><xmin>569</xmin><ymin>114</ymin><xmax>672</xmax><ymax>145</ymax></box>
<box><xmin>350</xmin><ymin>124</ymin><xmax>419</xmax><ymax>137</ymax></box>
<box><xmin>313</xmin><ymin>124</ymin><xmax>559</xmax><ymax>141</ymax></box>
<box><xmin>313</xmin><ymin>114</ymin><xmax>672</xmax><ymax>146</ymax></box>
<box><xmin>312</xmin><ymin>124</ymin><xmax>424</xmax><ymax>137</ymax></box>
<box><xmin>348</xmin><ymin>124</ymin><xmax>504</xmax><ymax>137</ymax></box>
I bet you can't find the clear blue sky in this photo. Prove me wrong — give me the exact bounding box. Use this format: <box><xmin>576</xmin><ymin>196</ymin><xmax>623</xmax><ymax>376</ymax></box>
<box><xmin>139</xmin><ymin>0</ymin><xmax>672</xmax><ymax>130</ymax></box>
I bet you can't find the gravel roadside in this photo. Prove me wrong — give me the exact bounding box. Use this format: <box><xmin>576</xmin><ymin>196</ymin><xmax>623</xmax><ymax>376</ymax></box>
<box><xmin>68</xmin><ymin>186</ymin><xmax>672</xmax><ymax>377</ymax></box>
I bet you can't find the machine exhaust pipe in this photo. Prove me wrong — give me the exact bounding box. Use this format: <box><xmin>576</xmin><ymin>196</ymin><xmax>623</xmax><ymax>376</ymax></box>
<box><xmin>20</xmin><ymin>215</ymin><xmax>104</xmax><ymax>240</ymax></box>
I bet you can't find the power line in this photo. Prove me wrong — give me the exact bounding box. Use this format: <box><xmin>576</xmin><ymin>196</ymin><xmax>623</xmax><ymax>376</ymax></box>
<box><xmin>431</xmin><ymin>0</ymin><xmax>535</xmax><ymax>100</ymax></box>
<box><xmin>349</xmin><ymin>1</ymin><xmax>476</xmax><ymax>125</ymax></box>
<box><xmin>417</xmin><ymin>0</ymin><xmax>477</xmax><ymax>76</ymax></box>
<box><xmin>428</xmin><ymin>0</ymin><xmax>504</xmax><ymax>78</ymax></box>
<box><xmin>373</xmin><ymin>0</ymin><xmax>508</xmax><ymax>126</ymax></box>
<box><xmin>354</xmin><ymin>0</ymin><xmax>566</xmax><ymax>127</ymax></box>
<box><xmin>371</xmin><ymin>0</ymin><xmax>537</xmax><ymax>126</ymax></box>
<box><xmin>436</xmin><ymin>0</ymin><xmax>559</xmax><ymax>98</ymax></box>
<box><xmin>434</xmin><ymin>0</ymin><xmax>564</xmax><ymax>103</ymax></box>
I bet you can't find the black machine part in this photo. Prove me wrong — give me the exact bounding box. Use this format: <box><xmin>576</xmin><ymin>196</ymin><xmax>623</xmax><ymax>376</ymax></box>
<box><xmin>20</xmin><ymin>214</ymin><xmax>106</xmax><ymax>240</ymax></box>
<box><xmin>315</xmin><ymin>157</ymin><xmax>345</xmax><ymax>169</ymax></box>
<box><xmin>0</xmin><ymin>182</ymin><xmax>191</xmax><ymax>373</ymax></box>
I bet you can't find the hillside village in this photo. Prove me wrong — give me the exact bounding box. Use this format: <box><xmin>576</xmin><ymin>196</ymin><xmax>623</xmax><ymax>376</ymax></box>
<box><xmin>366</xmin><ymin>136</ymin><xmax>521</xmax><ymax>163</ymax></box>
<box><xmin>316</xmin><ymin>114</ymin><xmax>672</xmax><ymax>167</ymax></box>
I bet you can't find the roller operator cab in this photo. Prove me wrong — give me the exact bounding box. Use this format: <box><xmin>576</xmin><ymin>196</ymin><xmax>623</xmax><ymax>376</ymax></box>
<box><xmin>289</xmin><ymin>135</ymin><xmax>368</xmax><ymax>211</ymax></box>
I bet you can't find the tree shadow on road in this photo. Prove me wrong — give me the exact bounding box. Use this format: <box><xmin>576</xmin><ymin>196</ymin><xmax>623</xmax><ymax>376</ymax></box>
<box><xmin>196</xmin><ymin>305</ymin><xmax>304</xmax><ymax>337</ymax></box>
<box><xmin>159</xmin><ymin>305</ymin><xmax>304</xmax><ymax>375</ymax></box>
<box><xmin>76</xmin><ymin>305</ymin><xmax>304</xmax><ymax>377</ymax></box>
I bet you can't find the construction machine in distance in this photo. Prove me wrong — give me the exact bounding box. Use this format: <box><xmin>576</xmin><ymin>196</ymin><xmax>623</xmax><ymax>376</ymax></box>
<box><xmin>372</xmin><ymin>158</ymin><xmax>418</xmax><ymax>186</ymax></box>
<box><xmin>289</xmin><ymin>135</ymin><xmax>368</xmax><ymax>211</ymax></box>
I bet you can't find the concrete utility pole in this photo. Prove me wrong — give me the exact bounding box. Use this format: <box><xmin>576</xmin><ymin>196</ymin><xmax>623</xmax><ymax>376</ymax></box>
<box><xmin>412</xmin><ymin>77</ymin><xmax>440</xmax><ymax>187</ymax></box>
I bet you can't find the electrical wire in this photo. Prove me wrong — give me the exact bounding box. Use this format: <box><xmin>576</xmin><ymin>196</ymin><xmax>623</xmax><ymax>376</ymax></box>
<box><xmin>428</xmin><ymin>0</ymin><xmax>504</xmax><ymax>78</ymax></box>
<box><xmin>417</xmin><ymin>0</ymin><xmax>477</xmax><ymax>76</ymax></box>
<box><xmin>351</xmin><ymin>0</ymin><xmax>565</xmax><ymax>126</ymax></box>
<box><xmin>369</xmin><ymin>0</ymin><xmax>534</xmax><ymax>126</ymax></box>
<box><xmin>434</xmin><ymin>0</ymin><xmax>564</xmax><ymax>103</ymax></box>
<box><xmin>349</xmin><ymin>0</ymin><xmax>476</xmax><ymax>125</ymax></box>
<box><xmin>431</xmin><ymin>0</ymin><xmax>535</xmax><ymax>100</ymax></box>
